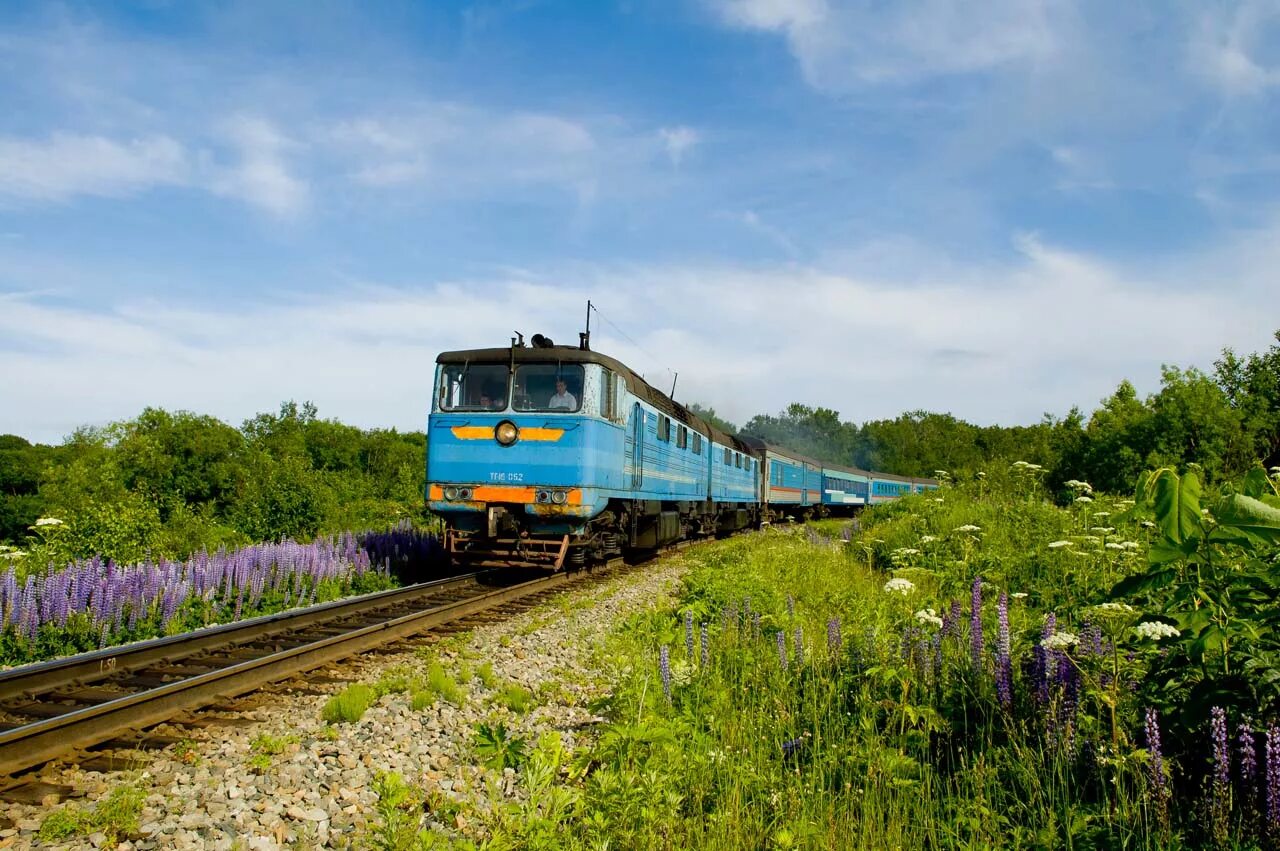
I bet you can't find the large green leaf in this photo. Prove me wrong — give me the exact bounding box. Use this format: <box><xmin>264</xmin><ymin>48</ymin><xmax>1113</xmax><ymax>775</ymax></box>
<box><xmin>1152</xmin><ymin>468</ymin><xmax>1202</xmax><ymax>545</ymax></box>
<box><xmin>1242</xmin><ymin>467</ymin><xmax>1277</xmax><ymax>499</ymax></box>
<box><xmin>1212</xmin><ymin>493</ymin><xmax>1280</xmax><ymax>543</ymax></box>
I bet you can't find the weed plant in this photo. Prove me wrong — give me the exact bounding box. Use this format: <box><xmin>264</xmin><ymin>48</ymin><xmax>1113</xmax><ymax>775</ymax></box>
<box><xmin>441</xmin><ymin>462</ymin><xmax>1280</xmax><ymax>850</ymax></box>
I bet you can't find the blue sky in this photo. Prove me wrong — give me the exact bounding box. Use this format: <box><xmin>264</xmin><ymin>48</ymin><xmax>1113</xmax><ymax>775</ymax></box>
<box><xmin>1</xmin><ymin>0</ymin><xmax>1278</xmax><ymax>442</ymax></box>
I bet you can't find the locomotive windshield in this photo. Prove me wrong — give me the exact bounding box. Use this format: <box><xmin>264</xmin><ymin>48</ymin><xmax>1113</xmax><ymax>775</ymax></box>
<box><xmin>436</xmin><ymin>363</ymin><xmax>509</xmax><ymax>412</ymax></box>
<box><xmin>513</xmin><ymin>363</ymin><xmax>584</xmax><ymax>413</ymax></box>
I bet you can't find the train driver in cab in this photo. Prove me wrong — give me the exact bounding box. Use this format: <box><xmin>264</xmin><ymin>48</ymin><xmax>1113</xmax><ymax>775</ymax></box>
<box><xmin>548</xmin><ymin>377</ymin><xmax>577</xmax><ymax>410</ymax></box>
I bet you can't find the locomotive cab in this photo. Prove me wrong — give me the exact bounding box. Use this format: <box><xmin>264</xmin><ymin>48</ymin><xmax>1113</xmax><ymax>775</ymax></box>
<box><xmin>426</xmin><ymin>345</ymin><xmax>627</xmax><ymax>570</ymax></box>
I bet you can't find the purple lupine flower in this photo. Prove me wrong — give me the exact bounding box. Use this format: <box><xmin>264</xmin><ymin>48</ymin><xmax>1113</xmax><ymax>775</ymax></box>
<box><xmin>827</xmin><ymin>617</ymin><xmax>842</xmax><ymax>653</ymax></box>
<box><xmin>659</xmin><ymin>645</ymin><xmax>671</xmax><ymax>703</ymax></box>
<box><xmin>794</xmin><ymin>627</ymin><xmax>803</xmax><ymax>664</ymax></box>
<box><xmin>752</xmin><ymin>611</ymin><xmax>761</xmax><ymax>640</ymax></box>
<box><xmin>1267</xmin><ymin>725</ymin><xmax>1280</xmax><ymax>837</ymax></box>
<box><xmin>1209</xmin><ymin>706</ymin><xmax>1231</xmax><ymax>846</ymax></box>
<box><xmin>787</xmin><ymin>595</ymin><xmax>795</xmax><ymax>618</ymax></box>
<box><xmin>1241</xmin><ymin>719</ymin><xmax>1258</xmax><ymax>787</ymax></box>
<box><xmin>970</xmin><ymin>577</ymin><xmax>984</xmax><ymax>671</ymax></box>
<box><xmin>700</xmin><ymin>623</ymin><xmax>709</xmax><ymax>668</ymax></box>
<box><xmin>1035</xmin><ymin>612</ymin><xmax>1057</xmax><ymax>707</ymax></box>
<box><xmin>1145</xmin><ymin>707</ymin><xmax>1170</xmax><ymax>836</ymax></box>
<box><xmin>941</xmin><ymin>599</ymin><xmax>962</xmax><ymax>639</ymax></box>
<box><xmin>995</xmin><ymin>591</ymin><xmax>1011</xmax><ymax>708</ymax></box>
<box><xmin>777</xmin><ymin>631</ymin><xmax>788</xmax><ymax>670</ymax></box>
<box><xmin>1212</xmin><ymin>707</ymin><xmax>1231</xmax><ymax>793</ymax></box>
<box><xmin>685</xmin><ymin>610</ymin><xmax>694</xmax><ymax>660</ymax></box>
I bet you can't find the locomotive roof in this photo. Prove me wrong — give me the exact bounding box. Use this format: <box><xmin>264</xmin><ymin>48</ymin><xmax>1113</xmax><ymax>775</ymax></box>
<box><xmin>435</xmin><ymin>345</ymin><xmax>745</xmax><ymax>450</ymax></box>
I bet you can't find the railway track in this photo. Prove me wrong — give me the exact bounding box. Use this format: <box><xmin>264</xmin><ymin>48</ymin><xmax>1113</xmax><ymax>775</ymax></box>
<box><xmin>0</xmin><ymin>555</ymin><xmax>642</xmax><ymax>795</ymax></box>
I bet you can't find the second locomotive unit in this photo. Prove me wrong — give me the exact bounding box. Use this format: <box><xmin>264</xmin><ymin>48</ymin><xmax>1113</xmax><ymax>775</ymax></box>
<box><xmin>426</xmin><ymin>334</ymin><xmax>936</xmax><ymax>569</ymax></box>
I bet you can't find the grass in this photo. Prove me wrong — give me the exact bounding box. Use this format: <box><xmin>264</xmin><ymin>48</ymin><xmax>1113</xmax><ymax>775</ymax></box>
<box><xmin>39</xmin><ymin>783</ymin><xmax>145</xmax><ymax>844</ymax></box>
<box><xmin>365</xmin><ymin>464</ymin><xmax>1277</xmax><ymax>850</ymax></box>
<box><xmin>493</xmin><ymin>683</ymin><xmax>535</xmax><ymax>714</ymax></box>
<box><xmin>321</xmin><ymin>683</ymin><xmax>379</xmax><ymax>724</ymax></box>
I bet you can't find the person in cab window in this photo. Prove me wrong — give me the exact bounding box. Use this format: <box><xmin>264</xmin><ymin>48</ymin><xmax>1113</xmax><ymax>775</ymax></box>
<box><xmin>548</xmin><ymin>377</ymin><xmax>577</xmax><ymax>410</ymax></box>
<box><xmin>479</xmin><ymin>385</ymin><xmax>503</xmax><ymax>411</ymax></box>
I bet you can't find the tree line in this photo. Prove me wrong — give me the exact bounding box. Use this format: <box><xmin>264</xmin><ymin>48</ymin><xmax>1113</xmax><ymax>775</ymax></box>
<box><xmin>692</xmin><ymin>330</ymin><xmax>1280</xmax><ymax>493</ymax></box>
<box><xmin>3</xmin><ymin>331</ymin><xmax>1276</xmax><ymax>563</ymax></box>
<box><xmin>0</xmin><ymin>402</ymin><xmax>426</xmax><ymax>564</ymax></box>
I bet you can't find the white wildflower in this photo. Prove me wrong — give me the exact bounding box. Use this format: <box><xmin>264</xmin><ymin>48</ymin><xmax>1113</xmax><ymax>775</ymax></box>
<box><xmin>1074</xmin><ymin>496</ymin><xmax>1093</xmax><ymax>504</ymax></box>
<box><xmin>1065</xmin><ymin>480</ymin><xmax>1094</xmax><ymax>494</ymax></box>
<box><xmin>976</xmin><ymin>471</ymin><xmax>986</xmax><ymax>479</ymax></box>
<box><xmin>1041</xmin><ymin>631</ymin><xmax>1078</xmax><ymax>651</ymax></box>
<box><xmin>954</xmin><ymin>524</ymin><xmax>981</xmax><ymax>533</ymax></box>
<box><xmin>1105</xmin><ymin>542</ymin><xmax>1126</xmax><ymax>551</ymax></box>
<box><xmin>883</xmin><ymin>577</ymin><xmax>916</xmax><ymax>596</ymax></box>
<box><xmin>1092</xmin><ymin>511</ymin><xmax>1111</xmax><ymax>518</ymax></box>
<box><xmin>34</xmin><ymin>517</ymin><xmax>65</xmax><ymax>527</ymax></box>
<box><xmin>1091</xmin><ymin>526</ymin><xmax>1116</xmax><ymax>534</ymax></box>
<box><xmin>1048</xmin><ymin>540</ymin><xmax>1073</xmax><ymax>549</ymax></box>
<box><xmin>919</xmin><ymin>535</ymin><xmax>937</xmax><ymax>544</ymax></box>
<box><xmin>892</xmin><ymin>547</ymin><xmax>921</xmax><ymax>557</ymax></box>
<box><xmin>1121</xmin><ymin>541</ymin><xmax>1141</xmax><ymax>551</ymax></box>
<box><xmin>931</xmin><ymin>498</ymin><xmax>945</xmax><ymax>504</ymax></box>
<box><xmin>1093</xmin><ymin>602</ymin><xmax>1136</xmax><ymax>614</ymax></box>
<box><xmin>1140</xmin><ymin>520</ymin><xmax>1156</xmax><ymax>529</ymax></box>
<box><xmin>1133</xmin><ymin>621</ymin><xmax>1180</xmax><ymax>641</ymax></box>
<box><xmin>914</xmin><ymin>608</ymin><xmax>944</xmax><ymax>629</ymax></box>
<box><xmin>1079</xmin><ymin>535</ymin><xmax>1102</xmax><ymax>544</ymax></box>
<box><xmin>1011</xmin><ymin>592</ymin><xmax>1028</xmax><ymax>599</ymax></box>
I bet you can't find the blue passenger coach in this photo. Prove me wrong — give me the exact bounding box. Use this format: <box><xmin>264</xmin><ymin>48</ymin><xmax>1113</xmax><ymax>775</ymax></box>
<box><xmin>426</xmin><ymin>337</ymin><xmax>937</xmax><ymax>569</ymax></box>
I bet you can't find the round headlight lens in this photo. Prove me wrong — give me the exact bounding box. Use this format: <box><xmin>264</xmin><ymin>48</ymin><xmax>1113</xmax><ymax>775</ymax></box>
<box><xmin>495</xmin><ymin>421</ymin><xmax>519</xmax><ymax>446</ymax></box>
<box><xmin>459</xmin><ymin>487</ymin><xmax>473</xmax><ymax>500</ymax></box>
<box><xmin>550</xmin><ymin>490</ymin><xmax>568</xmax><ymax>505</ymax></box>
<box><xmin>443</xmin><ymin>486</ymin><xmax>459</xmax><ymax>501</ymax></box>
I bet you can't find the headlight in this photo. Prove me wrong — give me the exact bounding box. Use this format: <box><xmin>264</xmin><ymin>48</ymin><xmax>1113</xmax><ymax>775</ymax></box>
<box><xmin>550</xmin><ymin>490</ymin><xmax>567</xmax><ymax>505</ymax></box>
<box><xmin>459</xmin><ymin>487</ymin><xmax>473</xmax><ymax>500</ymax></box>
<box><xmin>443</xmin><ymin>486</ymin><xmax>459</xmax><ymax>500</ymax></box>
<box><xmin>495</xmin><ymin>421</ymin><xmax>519</xmax><ymax>446</ymax></box>
<box><xmin>535</xmin><ymin>490</ymin><xmax>550</xmax><ymax>503</ymax></box>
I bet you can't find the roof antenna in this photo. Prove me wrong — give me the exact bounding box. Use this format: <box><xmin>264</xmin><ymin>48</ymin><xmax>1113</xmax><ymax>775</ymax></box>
<box><xmin>511</xmin><ymin>331</ymin><xmax>525</xmax><ymax>348</ymax></box>
<box><xmin>579</xmin><ymin>299</ymin><xmax>592</xmax><ymax>350</ymax></box>
<box><xmin>669</xmin><ymin>371</ymin><xmax>678</xmax><ymax>401</ymax></box>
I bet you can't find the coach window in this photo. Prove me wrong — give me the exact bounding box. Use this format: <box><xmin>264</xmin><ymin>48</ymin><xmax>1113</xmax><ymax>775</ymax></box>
<box><xmin>723</xmin><ymin>447</ymin><xmax>730</xmax><ymax>465</ymax></box>
<box><xmin>437</xmin><ymin>363</ymin><xmax>510</xmax><ymax>412</ymax></box>
<box><xmin>677</xmin><ymin>425</ymin><xmax>687</xmax><ymax>449</ymax></box>
<box><xmin>693</xmin><ymin>433</ymin><xmax>702</xmax><ymax>455</ymax></box>
<box><xmin>734</xmin><ymin>453</ymin><xmax>741</xmax><ymax>468</ymax></box>
<box><xmin>658</xmin><ymin>415</ymin><xmax>670</xmax><ymax>442</ymax></box>
<box><xmin>513</xmin><ymin>363</ymin><xmax>584</xmax><ymax>413</ymax></box>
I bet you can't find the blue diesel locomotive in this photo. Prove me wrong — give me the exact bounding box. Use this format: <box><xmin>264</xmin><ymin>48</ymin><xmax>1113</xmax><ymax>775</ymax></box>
<box><xmin>426</xmin><ymin>336</ymin><xmax>936</xmax><ymax>569</ymax></box>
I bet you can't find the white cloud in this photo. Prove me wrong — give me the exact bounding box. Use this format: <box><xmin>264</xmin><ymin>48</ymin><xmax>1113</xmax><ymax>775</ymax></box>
<box><xmin>209</xmin><ymin>116</ymin><xmax>310</xmax><ymax>217</ymax></box>
<box><xmin>1190</xmin><ymin>1</ymin><xmax>1280</xmax><ymax>97</ymax></box>
<box><xmin>711</xmin><ymin>0</ymin><xmax>1063</xmax><ymax>88</ymax></box>
<box><xmin>0</xmin><ymin>133</ymin><xmax>188</xmax><ymax>201</ymax></box>
<box><xmin>330</xmin><ymin>105</ymin><xmax>605</xmax><ymax>198</ymax></box>
<box><xmin>659</xmin><ymin>126</ymin><xmax>700</xmax><ymax>166</ymax></box>
<box><xmin>2</xmin><ymin>222</ymin><xmax>1276</xmax><ymax>443</ymax></box>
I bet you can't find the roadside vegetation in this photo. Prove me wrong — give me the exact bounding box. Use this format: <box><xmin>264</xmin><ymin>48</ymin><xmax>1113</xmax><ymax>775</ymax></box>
<box><xmin>0</xmin><ymin>401</ymin><xmax>430</xmax><ymax>566</ymax></box>
<box><xmin>372</xmin><ymin>462</ymin><xmax>1280</xmax><ymax>850</ymax></box>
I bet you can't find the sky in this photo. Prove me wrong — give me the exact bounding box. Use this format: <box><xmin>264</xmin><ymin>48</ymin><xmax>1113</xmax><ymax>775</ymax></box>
<box><xmin>1</xmin><ymin>0</ymin><xmax>1278</xmax><ymax>443</ymax></box>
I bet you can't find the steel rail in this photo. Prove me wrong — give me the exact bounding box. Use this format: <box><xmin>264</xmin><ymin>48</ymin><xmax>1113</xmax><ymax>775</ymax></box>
<box><xmin>0</xmin><ymin>572</ymin><xmax>492</xmax><ymax>703</ymax></box>
<box><xmin>0</xmin><ymin>571</ymin><xmax>573</xmax><ymax>777</ymax></box>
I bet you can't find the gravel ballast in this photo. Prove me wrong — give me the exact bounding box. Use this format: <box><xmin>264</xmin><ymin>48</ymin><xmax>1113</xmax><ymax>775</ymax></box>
<box><xmin>1</xmin><ymin>558</ymin><xmax>689</xmax><ymax>850</ymax></box>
